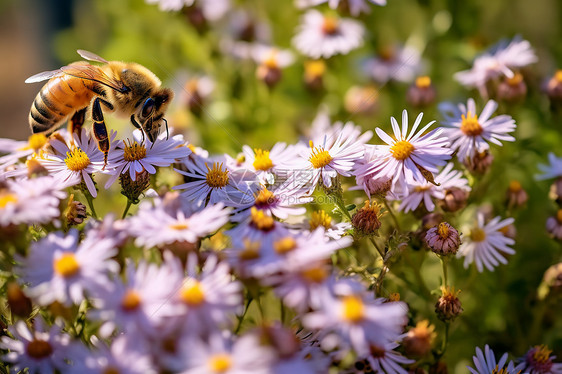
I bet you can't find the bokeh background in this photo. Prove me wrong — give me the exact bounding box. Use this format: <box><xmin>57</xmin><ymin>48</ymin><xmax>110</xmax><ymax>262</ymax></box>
<box><xmin>1</xmin><ymin>0</ymin><xmax>562</xmax><ymax>370</ymax></box>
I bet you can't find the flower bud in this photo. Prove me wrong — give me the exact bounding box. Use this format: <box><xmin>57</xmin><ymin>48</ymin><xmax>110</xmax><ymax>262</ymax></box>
<box><xmin>425</xmin><ymin>222</ymin><xmax>461</xmax><ymax>256</ymax></box>
<box><xmin>402</xmin><ymin>320</ymin><xmax>436</xmax><ymax>358</ymax></box>
<box><xmin>406</xmin><ymin>76</ymin><xmax>436</xmax><ymax>108</ymax></box>
<box><xmin>26</xmin><ymin>158</ymin><xmax>49</xmax><ymax>178</ymax></box>
<box><xmin>64</xmin><ymin>194</ymin><xmax>87</xmax><ymax>226</ymax></box>
<box><xmin>304</xmin><ymin>60</ymin><xmax>326</xmax><ymax>92</ymax></box>
<box><xmin>257</xmin><ymin>64</ymin><xmax>282</xmax><ymax>88</ymax></box>
<box><xmin>546</xmin><ymin>209</ymin><xmax>562</xmax><ymax>241</ymax></box>
<box><xmin>544</xmin><ymin>70</ymin><xmax>562</xmax><ymax>106</ymax></box>
<box><xmin>435</xmin><ymin>286</ymin><xmax>463</xmax><ymax>322</ymax></box>
<box><xmin>464</xmin><ymin>150</ymin><xmax>493</xmax><ymax>175</ymax></box>
<box><xmin>440</xmin><ymin>187</ymin><xmax>469</xmax><ymax>213</ymax></box>
<box><xmin>344</xmin><ymin>85</ymin><xmax>379</xmax><ymax>115</ymax></box>
<box><xmin>120</xmin><ymin>170</ymin><xmax>151</xmax><ymax>204</ymax></box>
<box><xmin>7</xmin><ymin>282</ymin><xmax>32</xmax><ymax>318</ymax></box>
<box><xmin>352</xmin><ymin>200</ymin><xmax>383</xmax><ymax>237</ymax></box>
<box><xmin>497</xmin><ymin>73</ymin><xmax>527</xmax><ymax>103</ymax></box>
<box><xmin>506</xmin><ymin>180</ymin><xmax>528</xmax><ymax>209</ymax></box>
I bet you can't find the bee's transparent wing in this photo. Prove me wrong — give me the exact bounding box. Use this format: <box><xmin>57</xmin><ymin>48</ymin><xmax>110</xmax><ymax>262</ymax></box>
<box><xmin>61</xmin><ymin>64</ymin><xmax>129</xmax><ymax>93</ymax></box>
<box><xmin>77</xmin><ymin>49</ymin><xmax>109</xmax><ymax>64</ymax></box>
<box><xmin>25</xmin><ymin>69</ymin><xmax>63</xmax><ymax>83</ymax></box>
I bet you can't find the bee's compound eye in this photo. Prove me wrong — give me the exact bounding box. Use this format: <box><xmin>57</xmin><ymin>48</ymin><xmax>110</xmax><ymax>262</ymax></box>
<box><xmin>141</xmin><ymin>98</ymin><xmax>155</xmax><ymax>118</ymax></box>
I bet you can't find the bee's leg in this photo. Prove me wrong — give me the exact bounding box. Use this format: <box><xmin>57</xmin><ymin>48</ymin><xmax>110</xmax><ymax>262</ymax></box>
<box><xmin>68</xmin><ymin>108</ymin><xmax>87</xmax><ymax>145</ymax></box>
<box><xmin>92</xmin><ymin>98</ymin><xmax>110</xmax><ymax>169</ymax></box>
<box><xmin>130</xmin><ymin>115</ymin><xmax>145</xmax><ymax>144</ymax></box>
<box><xmin>163</xmin><ymin>118</ymin><xmax>169</xmax><ymax>140</ymax></box>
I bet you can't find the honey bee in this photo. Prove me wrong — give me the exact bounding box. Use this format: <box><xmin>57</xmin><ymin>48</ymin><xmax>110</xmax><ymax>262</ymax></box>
<box><xmin>26</xmin><ymin>49</ymin><xmax>173</xmax><ymax>165</ymax></box>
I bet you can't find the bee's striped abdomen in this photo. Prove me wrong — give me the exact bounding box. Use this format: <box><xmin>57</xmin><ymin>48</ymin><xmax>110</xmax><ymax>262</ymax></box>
<box><xmin>29</xmin><ymin>75</ymin><xmax>96</xmax><ymax>134</ymax></box>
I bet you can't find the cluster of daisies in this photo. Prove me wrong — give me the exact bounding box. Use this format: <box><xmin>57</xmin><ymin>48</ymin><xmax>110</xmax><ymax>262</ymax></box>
<box><xmin>2</xmin><ymin>91</ymin><xmax>559</xmax><ymax>373</ymax></box>
<box><xmin>2</xmin><ymin>0</ymin><xmax>562</xmax><ymax>373</ymax></box>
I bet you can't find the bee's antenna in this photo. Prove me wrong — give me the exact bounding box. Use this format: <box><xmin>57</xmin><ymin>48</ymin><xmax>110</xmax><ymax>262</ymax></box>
<box><xmin>163</xmin><ymin>118</ymin><xmax>169</xmax><ymax>140</ymax></box>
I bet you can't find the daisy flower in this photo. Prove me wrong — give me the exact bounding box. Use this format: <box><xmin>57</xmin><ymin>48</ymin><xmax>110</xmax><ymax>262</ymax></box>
<box><xmin>396</xmin><ymin>163</ymin><xmax>470</xmax><ymax>213</ymax></box>
<box><xmin>154</xmin><ymin>253</ymin><xmax>242</xmax><ymax>336</ymax></box>
<box><xmin>514</xmin><ymin>345</ymin><xmax>562</xmax><ymax>374</ymax></box>
<box><xmin>146</xmin><ymin>0</ymin><xmax>230</xmax><ymax>21</ymax></box>
<box><xmin>439</xmin><ymin>98</ymin><xmax>516</xmax><ymax>164</ymax></box>
<box><xmin>39</xmin><ymin>129</ymin><xmax>115</xmax><ymax>197</ymax></box>
<box><xmin>0</xmin><ymin>317</ymin><xmax>87</xmax><ymax>374</ymax></box>
<box><xmin>294</xmin><ymin>209</ymin><xmax>352</xmax><ymax>240</ymax></box>
<box><xmin>303</xmin><ymin>280</ymin><xmax>408</xmax><ymax>357</ymax></box>
<box><xmin>455</xmin><ymin>36</ymin><xmax>537</xmax><ymax>93</ymax></box>
<box><xmin>364</xmin><ymin>45</ymin><xmax>421</xmax><ymax>83</ymax></box>
<box><xmin>0</xmin><ymin>133</ymin><xmax>49</xmax><ymax>171</ymax></box>
<box><xmin>296</xmin><ymin>0</ymin><xmax>386</xmax><ymax>16</ymax></box>
<box><xmin>0</xmin><ymin>175</ymin><xmax>66</xmax><ymax>227</ymax></box>
<box><xmin>105</xmin><ymin>129</ymin><xmax>190</xmax><ymax>188</ymax></box>
<box><xmin>16</xmin><ymin>229</ymin><xmax>119</xmax><ymax>306</ymax></box>
<box><xmin>86</xmin><ymin>335</ymin><xmax>156</xmax><ymax>374</ymax></box>
<box><xmin>290</xmin><ymin>131</ymin><xmax>364</xmax><ymax>192</ymax></box>
<box><xmin>292</xmin><ymin>10</ymin><xmax>364</xmax><ymax>59</ymax></box>
<box><xmin>170</xmin><ymin>333</ymin><xmax>275</xmax><ymax>374</ymax></box>
<box><xmin>457</xmin><ymin>214</ymin><xmax>516</xmax><ymax>272</ymax></box>
<box><xmin>468</xmin><ymin>345</ymin><xmax>517</xmax><ymax>374</ymax></box>
<box><xmin>355</xmin><ymin>341</ymin><xmax>414</xmax><ymax>374</ymax></box>
<box><xmin>358</xmin><ymin>110</ymin><xmax>451</xmax><ymax>195</ymax></box>
<box><xmin>232</xmin><ymin>184</ymin><xmax>310</xmax><ymax>222</ymax></box>
<box><xmin>126</xmin><ymin>199</ymin><xmax>230</xmax><ymax>248</ymax></box>
<box><xmin>242</xmin><ymin>142</ymin><xmax>298</xmax><ymax>185</ymax></box>
<box><xmin>174</xmin><ymin>154</ymin><xmax>258</xmax><ymax>208</ymax></box>
<box><xmin>536</xmin><ymin>153</ymin><xmax>562</xmax><ymax>180</ymax></box>
<box><xmin>89</xmin><ymin>259</ymin><xmax>181</xmax><ymax>337</ymax></box>
<box><xmin>351</xmin><ymin>145</ymin><xmax>395</xmax><ymax>199</ymax></box>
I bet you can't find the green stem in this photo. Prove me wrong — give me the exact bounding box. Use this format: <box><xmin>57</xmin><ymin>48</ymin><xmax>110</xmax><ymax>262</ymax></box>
<box><xmin>441</xmin><ymin>256</ymin><xmax>449</xmax><ymax>287</ymax></box>
<box><xmin>84</xmin><ymin>193</ymin><xmax>98</xmax><ymax>219</ymax></box>
<box><xmin>382</xmin><ymin>199</ymin><xmax>401</xmax><ymax>231</ymax></box>
<box><xmin>235</xmin><ymin>296</ymin><xmax>253</xmax><ymax>334</ymax></box>
<box><xmin>122</xmin><ymin>199</ymin><xmax>133</xmax><ymax>219</ymax></box>
<box><xmin>335</xmin><ymin>194</ymin><xmax>352</xmax><ymax>221</ymax></box>
<box><xmin>369</xmin><ymin>237</ymin><xmax>385</xmax><ymax>258</ymax></box>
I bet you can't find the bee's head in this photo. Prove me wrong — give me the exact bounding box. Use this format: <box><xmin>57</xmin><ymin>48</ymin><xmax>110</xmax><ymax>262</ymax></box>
<box><xmin>132</xmin><ymin>88</ymin><xmax>173</xmax><ymax>143</ymax></box>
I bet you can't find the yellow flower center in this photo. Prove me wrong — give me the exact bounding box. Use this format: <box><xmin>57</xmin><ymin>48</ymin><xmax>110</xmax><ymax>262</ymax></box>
<box><xmin>305</xmin><ymin>60</ymin><xmax>326</xmax><ymax>79</ymax></box>
<box><xmin>205</xmin><ymin>162</ymin><xmax>229</xmax><ymax>188</ymax></box>
<box><xmin>509</xmin><ymin>180</ymin><xmax>522</xmax><ymax>192</ymax></box>
<box><xmin>555</xmin><ymin>70</ymin><xmax>562</xmax><ymax>83</ymax></box>
<box><xmin>53</xmin><ymin>253</ymin><xmax>80</xmax><ymax>278</ymax></box>
<box><xmin>263</xmin><ymin>51</ymin><xmax>279</xmax><ymax>69</ymax></box>
<box><xmin>341</xmin><ymin>295</ymin><xmax>365</xmax><ymax>323</ymax></box>
<box><xmin>254</xmin><ymin>187</ymin><xmax>276</xmax><ymax>207</ymax></box>
<box><xmin>309</xmin><ymin>141</ymin><xmax>333</xmax><ymax>169</ymax></box>
<box><xmin>0</xmin><ymin>192</ymin><xmax>17</xmax><ymax>209</ymax></box>
<box><xmin>187</xmin><ymin>144</ymin><xmax>197</xmax><ymax>153</ymax></box>
<box><xmin>557</xmin><ymin>209</ymin><xmax>562</xmax><ymax>224</ymax></box>
<box><xmin>460</xmin><ymin>111</ymin><xmax>483</xmax><ymax>136</ymax></box>
<box><xmin>180</xmin><ymin>280</ymin><xmax>205</xmax><ymax>306</ymax></box>
<box><xmin>123</xmin><ymin>141</ymin><xmax>147</xmax><ymax>162</ymax></box>
<box><xmin>322</xmin><ymin>16</ymin><xmax>339</xmax><ymax>35</ymax></box>
<box><xmin>274</xmin><ymin>237</ymin><xmax>297</xmax><ymax>254</ymax></box>
<box><xmin>239</xmin><ymin>239</ymin><xmax>261</xmax><ymax>260</ymax></box>
<box><xmin>26</xmin><ymin>133</ymin><xmax>48</xmax><ymax>151</ymax></box>
<box><xmin>64</xmin><ymin>148</ymin><xmax>90</xmax><ymax>172</ymax></box>
<box><xmin>169</xmin><ymin>222</ymin><xmax>189</xmax><ymax>230</ymax></box>
<box><xmin>390</xmin><ymin>140</ymin><xmax>415</xmax><ymax>161</ymax></box>
<box><xmin>532</xmin><ymin>345</ymin><xmax>552</xmax><ymax>364</ymax></box>
<box><xmin>437</xmin><ymin>222</ymin><xmax>450</xmax><ymax>239</ymax></box>
<box><xmin>250</xmin><ymin>207</ymin><xmax>275</xmax><ymax>231</ymax></box>
<box><xmin>185</xmin><ymin>79</ymin><xmax>199</xmax><ymax>93</ymax></box>
<box><xmin>26</xmin><ymin>339</ymin><xmax>53</xmax><ymax>359</ymax></box>
<box><xmin>309</xmin><ymin>210</ymin><xmax>332</xmax><ymax>230</ymax></box>
<box><xmin>506</xmin><ymin>72</ymin><xmax>523</xmax><ymax>86</ymax></box>
<box><xmin>253</xmin><ymin>149</ymin><xmax>274</xmax><ymax>171</ymax></box>
<box><xmin>301</xmin><ymin>266</ymin><xmax>329</xmax><ymax>283</ymax></box>
<box><xmin>470</xmin><ymin>227</ymin><xmax>487</xmax><ymax>242</ymax></box>
<box><xmin>415</xmin><ymin>76</ymin><xmax>432</xmax><ymax>88</ymax></box>
<box><xmin>121</xmin><ymin>290</ymin><xmax>142</xmax><ymax>311</ymax></box>
<box><xmin>208</xmin><ymin>353</ymin><xmax>232</xmax><ymax>373</ymax></box>
<box><xmin>388</xmin><ymin>293</ymin><xmax>401</xmax><ymax>301</ymax></box>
